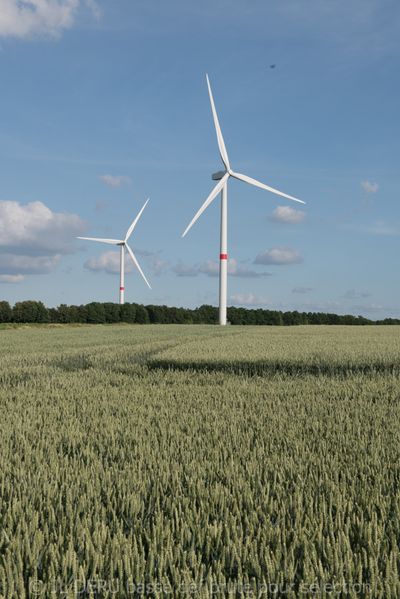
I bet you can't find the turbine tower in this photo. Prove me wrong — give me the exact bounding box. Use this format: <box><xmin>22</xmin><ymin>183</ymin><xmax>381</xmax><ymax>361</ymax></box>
<box><xmin>78</xmin><ymin>199</ymin><xmax>151</xmax><ymax>304</ymax></box>
<box><xmin>182</xmin><ymin>75</ymin><xmax>305</xmax><ymax>326</ymax></box>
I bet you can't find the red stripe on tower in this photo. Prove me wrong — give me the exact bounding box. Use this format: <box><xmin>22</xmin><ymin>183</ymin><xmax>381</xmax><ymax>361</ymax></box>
<box><xmin>120</xmin><ymin>287</ymin><xmax>125</xmax><ymax>291</ymax></box>
<box><xmin>220</xmin><ymin>253</ymin><xmax>228</xmax><ymax>260</ymax></box>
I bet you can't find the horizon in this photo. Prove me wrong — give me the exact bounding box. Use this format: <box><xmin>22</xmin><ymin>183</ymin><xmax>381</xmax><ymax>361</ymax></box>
<box><xmin>2</xmin><ymin>297</ymin><xmax>399</xmax><ymax>325</ymax></box>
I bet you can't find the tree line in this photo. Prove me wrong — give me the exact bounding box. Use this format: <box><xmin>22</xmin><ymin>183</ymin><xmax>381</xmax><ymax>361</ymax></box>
<box><xmin>0</xmin><ymin>300</ymin><xmax>398</xmax><ymax>326</ymax></box>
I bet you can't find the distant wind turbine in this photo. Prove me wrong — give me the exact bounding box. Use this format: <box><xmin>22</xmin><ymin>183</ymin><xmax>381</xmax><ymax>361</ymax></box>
<box><xmin>182</xmin><ymin>75</ymin><xmax>305</xmax><ymax>326</ymax></box>
<box><xmin>78</xmin><ymin>199</ymin><xmax>151</xmax><ymax>304</ymax></box>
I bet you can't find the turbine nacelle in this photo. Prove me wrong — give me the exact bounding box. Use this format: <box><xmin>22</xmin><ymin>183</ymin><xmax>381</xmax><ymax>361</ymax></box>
<box><xmin>212</xmin><ymin>170</ymin><xmax>227</xmax><ymax>181</ymax></box>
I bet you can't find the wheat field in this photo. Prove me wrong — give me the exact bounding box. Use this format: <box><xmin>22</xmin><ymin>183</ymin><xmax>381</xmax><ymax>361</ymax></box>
<box><xmin>0</xmin><ymin>325</ymin><xmax>399</xmax><ymax>597</ymax></box>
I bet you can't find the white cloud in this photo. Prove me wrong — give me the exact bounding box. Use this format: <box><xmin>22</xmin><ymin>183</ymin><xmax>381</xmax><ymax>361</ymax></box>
<box><xmin>150</xmin><ymin>257</ymin><xmax>169</xmax><ymax>276</ymax></box>
<box><xmin>365</xmin><ymin>221</ymin><xmax>400</xmax><ymax>236</ymax></box>
<box><xmin>229</xmin><ymin>293</ymin><xmax>271</xmax><ymax>307</ymax></box>
<box><xmin>173</xmin><ymin>258</ymin><xmax>270</xmax><ymax>278</ymax></box>
<box><xmin>352</xmin><ymin>303</ymin><xmax>385</xmax><ymax>313</ymax></box>
<box><xmin>0</xmin><ymin>0</ymin><xmax>99</xmax><ymax>39</ymax></box>
<box><xmin>344</xmin><ymin>220</ymin><xmax>400</xmax><ymax>236</ymax></box>
<box><xmin>132</xmin><ymin>247</ymin><xmax>157</xmax><ymax>258</ymax></box>
<box><xmin>227</xmin><ymin>259</ymin><xmax>271</xmax><ymax>278</ymax></box>
<box><xmin>343</xmin><ymin>289</ymin><xmax>371</xmax><ymax>299</ymax></box>
<box><xmin>173</xmin><ymin>262</ymin><xmax>199</xmax><ymax>277</ymax></box>
<box><xmin>292</xmin><ymin>286</ymin><xmax>312</xmax><ymax>294</ymax></box>
<box><xmin>0</xmin><ymin>200</ymin><xmax>86</xmax><ymax>254</ymax></box>
<box><xmin>84</xmin><ymin>247</ymin><xmax>158</xmax><ymax>275</ymax></box>
<box><xmin>99</xmin><ymin>175</ymin><xmax>131</xmax><ymax>188</ymax></box>
<box><xmin>254</xmin><ymin>247</ymin><xmax>303</xmax><ymax>265</ymax></box>
<box><xmin>361</xmin><ymin>180</ymin><xmax>379</xmax><ymax>194</ymax></box>
<box><xmin>0</xmin><ymin>200</ymin><xmax>85</xmax><ymax>278</ymax></box>
<box><xmin>84</xmin><ymin>0</ymin><xmax>101</xmax><ymax>19</ymax></box>
<box><xmin>95</xmin><ymin>200</ymin><xmax>107</xmax><ymax>212</ymax></box>
<box><xmin>0</xmin><ymin>274</ymin><xmax>25</xmax><ymax>283</ymax></box>
<box><xmin>84</xmin><ymin>251</ymin><xmax>133</xmax><ymax>275</ymax></box>
<box><xmin>198</xmin><ymin>260</ymin><xmax>220</xmax><ymax>277</ymax></box>
<box><xmin>0</xmin><ymin>253</ymin><xmax>60</xmax><ymax>275</ymax></box>
<box><xmin>269</xmin><ymin>205</ymin><xmax>306</xmax><ymax>224</ymax></box>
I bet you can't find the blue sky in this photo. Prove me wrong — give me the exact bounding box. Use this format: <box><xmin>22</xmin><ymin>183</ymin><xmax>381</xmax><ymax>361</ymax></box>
<box><xmin>0</xmin><ymin>0</ymin><xmax>399</xmax><ymax>318</ymax></box>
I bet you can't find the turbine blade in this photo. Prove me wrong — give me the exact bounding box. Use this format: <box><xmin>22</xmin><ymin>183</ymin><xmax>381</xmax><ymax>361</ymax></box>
<box><xmin>125</xmin><ymin>198</ymin><xmax>150</xmax><ymax>242</ymax></box>
<box><xmin>230</xmin><ymin>171</ymin><xmax>305</xmax><ymax>204</ymax></box>
<box><xmin>182</xmin><ymin>172</ymin><xmax>229</xmax><ymax>238</ymax></box>
<box><xmin>125</xmin><ymin>243</ymin><xmax>152</xmax><ymax>289</ymax></box>
<box><xmin>77</xmin><ymin>237</ymin><xmax>123</xmax><ymax>244</ymax></box>
<box><xmin>206</xmin><ymin>74</ymin><xmax>230</xmax><ymax>171</ymax></box>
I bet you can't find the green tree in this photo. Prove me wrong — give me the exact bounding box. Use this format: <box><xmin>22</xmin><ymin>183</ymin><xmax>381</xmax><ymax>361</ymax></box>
<box><xmin>195</xmin><ymin>305</ymin><xmax>218</xmax><ymax>324</ymax></box>
<box><xmin>120</xmin><ymin>303</ymin><xmax>136</xmax><ymax>323</ymax></box>
<box><xmin>103</xmin><ymin>303</ymin><xmax>120</xmax><ymax>323</ymax></box>
<box><xmin>135</xmin><ymin>304</ymin><xmax>149</xmax><ymax>324</ymax></box>
<box><xmin>54</xmin><ymin>304</ymin><xmax>72</xmax><ymax>323</ymax></box>
<box><xmin>86</xmin><ymin>302</ymin><xmax>106</xmax><ymax>324</ymax></box>
<box><xmin>146</xmin><ymin>304</ymin><xmax>165</xmax><ymax>324</ymax></box>
<box><xmin>13</xmin><ymin>300</ymin><xmax>49</xmax><ymax>323</ymax></box>
<box><xmin>48</xmin><ymin>308</ymin><xmax>59</xmax><ymax>323</ymax></box>
<box><xmin>0</xmin><ymin>301</ymin><xmax>12</xmax><ymax>323</ymax></box>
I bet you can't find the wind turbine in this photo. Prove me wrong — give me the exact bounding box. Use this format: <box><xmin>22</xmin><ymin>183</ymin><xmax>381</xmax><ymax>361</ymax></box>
<box><xmin>182</xmin><ymin>75</ymin><xmax>306</xmax><ymax>326</ymax></box>
<box><xmin>78</xmin><ymin>199</ymin><xmax>151</xmax><ymax>304</ymax></box>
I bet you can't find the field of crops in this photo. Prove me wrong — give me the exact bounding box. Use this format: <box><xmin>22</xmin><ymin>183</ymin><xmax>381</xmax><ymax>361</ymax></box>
<box><xmin>0</xmin><ymin>324</ymin><xmax>399</xmax><ymax>597</ymax></box>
